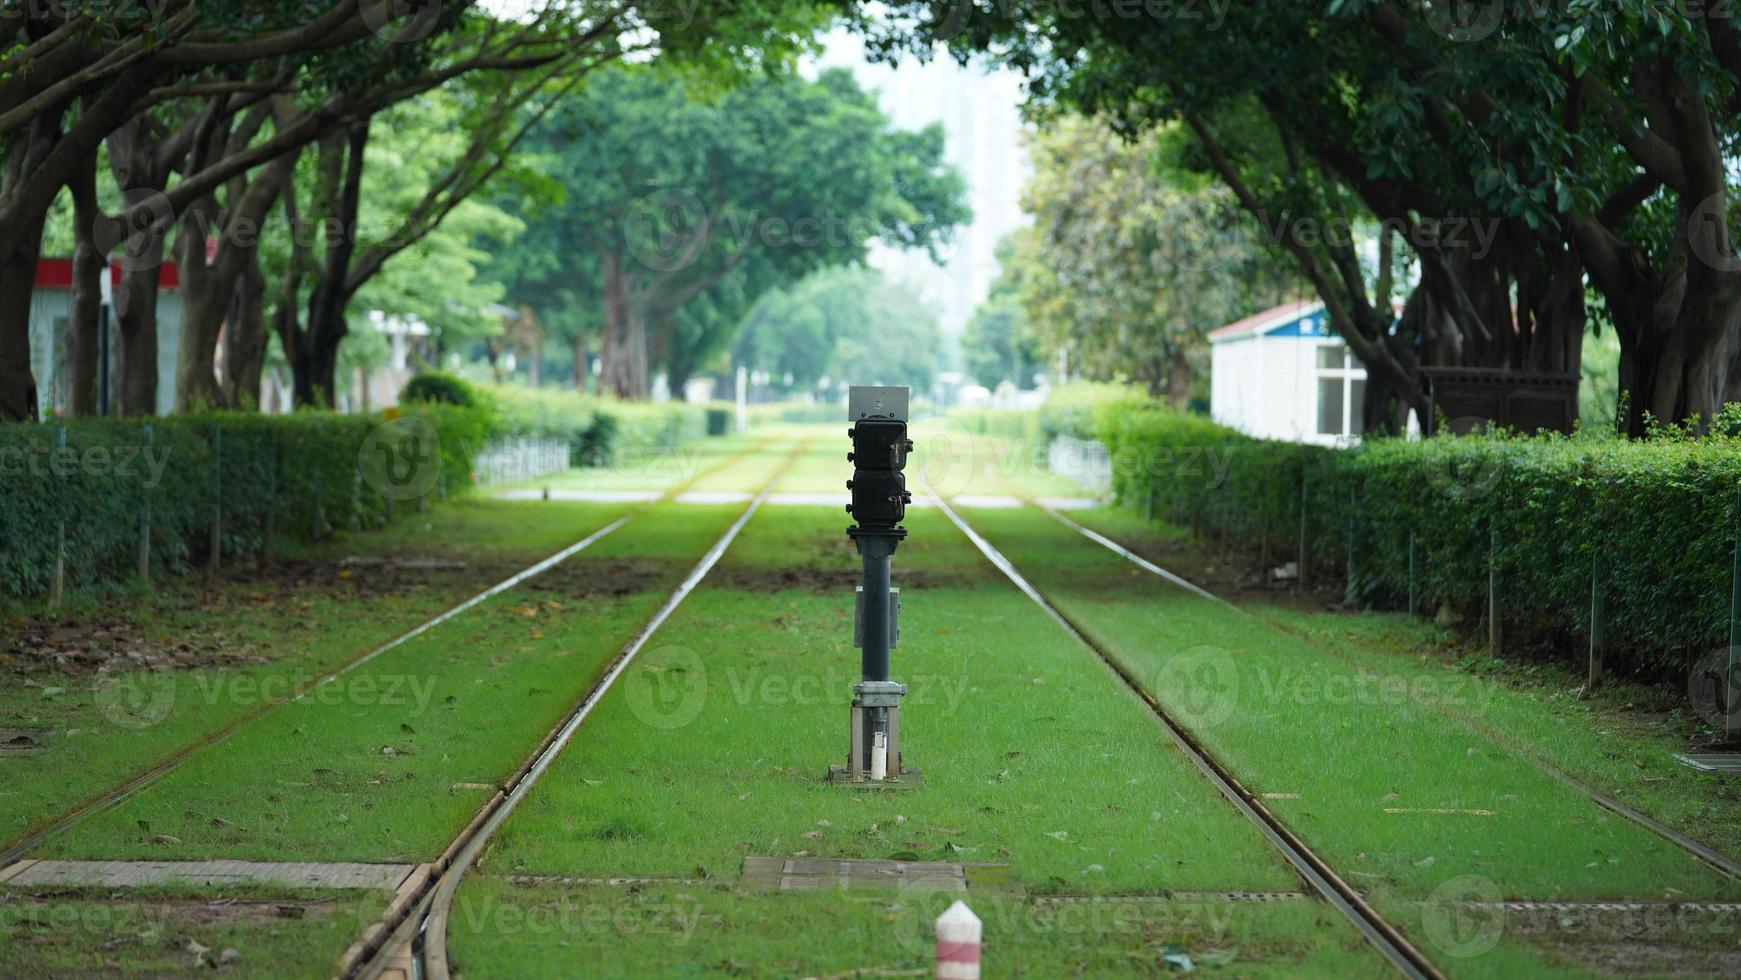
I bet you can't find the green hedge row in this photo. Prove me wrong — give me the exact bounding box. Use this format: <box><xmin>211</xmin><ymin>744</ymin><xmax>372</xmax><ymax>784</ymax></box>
<box><xmin>0</xmin><ymin>379</ymin><xmax>708</xmax><ymax>599</ymax></box>
<box><xmin>1089</xmin><ymin>396</ymin><xmax>1741</xmax><ymax>674</ymax></box>
<box><xmin>0</xmin><ymin>406</ymin><xmax>486</xmax><ymax>599</ymax></box>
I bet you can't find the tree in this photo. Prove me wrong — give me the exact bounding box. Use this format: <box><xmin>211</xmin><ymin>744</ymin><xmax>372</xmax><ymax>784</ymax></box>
<box><xmin>959</xmin><ymin>235</ymin><xmax>1041</xmax><ymax>390</ymax></box>
<box><xmin>505</xmin><ymin>64</ymin><xmax>968</xmax><ymax>398</ymax></box>
<box><xmin>734</xmin><ymin>266</ymin><xmax>943</xmax><ymax>394</ymax></box>
<box><xmin>1017</xmin><ymin>116</ymin><xmax>1301</xmax><ymax>405</ymax></box>
<box><xmin>849</xmin><ymin>0</ymin><xmax>1741</xmax><ymax>434</ymax></box>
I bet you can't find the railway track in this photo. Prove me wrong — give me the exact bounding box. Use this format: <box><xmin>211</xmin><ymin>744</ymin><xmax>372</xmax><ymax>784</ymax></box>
<box><xmin>344</xmin><ymin>441</ymin><xmax>808</xmax><ymax>980</ymax></box>
<box><xmin>921</xmin><ymin>476</ymin><xmax>1445</xmax><ymax>980</ymax></box>
<box><xmin>1020</xmin><ymin>490</ymin><xmax>1741</xmax><ymax>886</ymax></box>
<box><xmin>0</xmin><ymin>436</ymin><xmax>773</xmax><ymax>869</ymax></box>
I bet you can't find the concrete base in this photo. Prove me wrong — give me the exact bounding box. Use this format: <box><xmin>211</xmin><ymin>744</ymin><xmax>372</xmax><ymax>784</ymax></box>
<box><xmin>826</xmin><ymin>764</ymin><xmax>923</xmax><ymax>789</ymax></box>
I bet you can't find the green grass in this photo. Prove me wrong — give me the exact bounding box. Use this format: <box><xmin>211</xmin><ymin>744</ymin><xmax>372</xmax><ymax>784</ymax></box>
<box><xmin>449</xmin><ymin>878</ymin><xmax>1393</xmax><ymax>979</ymax></box>
<box><xmin>0</xmin><ymin>884</ymin><xmax>385</xmax><ymax>978</ymax></box>
<box><xmin>449</xmin><ymin>502</ymin><xmax>1396</xmax><ymax>976</ymax></box>
<box><xmin>0</xmin><ymin>498</ymin><xmax>655</xmax><ymax>852</ymax></box>
<box><xmin>526</xmin><ymin>433</ymin><xmax>767</xmax><ymax>494</ymax></box>
<box><xmin>958</xmin><ymin>502</ymin><xmax>1741</xmax><ymax>975</ymax></box>
<box><xmin>32</xmin><ymin>502</ymin><xmax>746</xmax><ymax>863</ymax></box>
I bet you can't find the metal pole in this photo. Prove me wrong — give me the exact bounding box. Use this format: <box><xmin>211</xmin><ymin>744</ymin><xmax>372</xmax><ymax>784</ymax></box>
<box><xmin>137</xmin><ymin>424</ymin><xmax>153</xmax><ymax>583</ymax></box>
<box><xmin>1407</xmin><ymin>530</ymin><xmax>1418</xmax><ymax>618</ymax></box>
<box><xmin>860</xmin><ymin>536</ymin><xmax>895</xmax><ymax>684</ymax></box>
<box><xmin>1489</xmin><ymin>524</ymin><xmax>1502</xmax><ymax>658</ymax></box>
<box><xmin>262</xmin><ymin>430</ymin><xmax>277</xmax><ymax>565</ymax></box>
<box><xmin>1297</xmin><ymin>474</ymin><xmax>1309</xmax><ymax>589</ymax></box>
<box><xmin>49</xmin><ymin>426</ymin><xmax>66</xmax><ymax>608</ymax></box>
<box><xmin>1727</xmin><ymin>486</ymin><xmax>1741</xmax><ymax>742</ymax></box>
<box><xmin>1344</xmin><ymin>489</ymin><xmax>1357</xmax><ymax>608</ymax></box>
<box><xmin>1589</xmin><ymin>553</ymin><xmax>1604</xmax><ymax>692</ymax></box>
<box><xmin>208</xmin><ymin>425</ymin><xmax>222</xmax><ymax>575</ymax></box>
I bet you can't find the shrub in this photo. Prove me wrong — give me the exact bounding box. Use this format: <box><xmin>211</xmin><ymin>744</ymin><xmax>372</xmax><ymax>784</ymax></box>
<box><xmin>403</xmin><ymin>371</ymin><xmax>478</xmax><ymax>407</ymax></box>
<box><xmin>1076</xmin><ymin>395</ymin><xmax>1741</xmax><ymax>675</ymax></box>
<box><xmin>0</xmin><ymin>407</ymin><xmax>486</xmax><ymax>599</ymax></box>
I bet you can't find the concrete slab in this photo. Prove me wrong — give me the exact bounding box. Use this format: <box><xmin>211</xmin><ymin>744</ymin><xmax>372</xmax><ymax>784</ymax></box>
<box><xmin>1</xmin><ymin>860</ymin><xmax>416</xmax><ymax>891</ymax></box>
<box><xmin>742</xmin><ymin>856</ymin><xmax>965</xmax><ymax>893</ymax></box>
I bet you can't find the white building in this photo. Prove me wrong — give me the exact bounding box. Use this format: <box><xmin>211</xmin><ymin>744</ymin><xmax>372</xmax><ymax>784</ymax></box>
<box><xmin>27</xmin><ymin>258</ymin><xmax>183</xmax><ymax>418</ymax></box>
<box><xmin>1209</xmin><ymin>300</ymin><xmax>1369</xmax><ymax>446</ymax></box>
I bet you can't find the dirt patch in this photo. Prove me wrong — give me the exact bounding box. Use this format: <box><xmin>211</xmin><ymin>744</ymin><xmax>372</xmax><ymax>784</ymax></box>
<box><xmin>0</xmin><ymin>892</ymin><xmax>339</xmax><ymax>926</ymax></box>
<box><xmin>527</xmin><ymin>557</ymin><xmax>679</xmax><ymax>599</ymax></box>
<box><xmin>0</xmin><ymin>617</ymin><xmax>268</xmax><ymax>677</ymax></box>
<box><xmin>709</xmin><ymin>565</ymin><xmax>992</xmax><ymax>593</ymax></box>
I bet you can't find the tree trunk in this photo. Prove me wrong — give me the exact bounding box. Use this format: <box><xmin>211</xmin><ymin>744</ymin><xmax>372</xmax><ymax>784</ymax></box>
<box><xmin>66</xmin><ymin>221</ymin><xmax>104</xmax><ymax>418</ymax></box>
<box><xmin>1165</xmin><ymin>350</ymin><xmax>1192</xmax><ymax>409</ymax></box>
<box><xmin>173</xmin><ymin>207</ymin><xmax>228</xmax><ymax>413</ymax></box>
<box><xmin>222</xmin><ymin>252</ymin><xmax>268</xmax><ymax>409</ymax></box>
<box><xmin>114</xmin><ymin>264</ymin><xmax>162</xmax><ymax>415</ymax></box>
<box><xmin>0</xmin><ymin>230</ymin><xmax>46</xmax><ymax>422</ymax></box>
<box><xmin>572</xmin><ymin>331</ymin><xmax>588</xmax><ymax>391</ymax></box>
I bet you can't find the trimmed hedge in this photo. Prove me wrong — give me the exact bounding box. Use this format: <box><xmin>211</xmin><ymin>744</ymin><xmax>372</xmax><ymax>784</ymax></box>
<box><xmin>1</xmin><ymin>383</ymin><xmax>706</xmax><ymax>599</ymax></box>
<box><xmin>1088</xmin><ymin>395</ymin><xmax>1741</xmax><ymax>675</ymax></box>
<box><xmin>0</xmin><ymin>406</ymin><xmax>486</xmax><ymax>598</ymax></box>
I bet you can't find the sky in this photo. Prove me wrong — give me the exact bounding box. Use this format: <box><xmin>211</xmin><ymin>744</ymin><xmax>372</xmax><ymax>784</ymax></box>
<box><xmin>807</xmin><ymin>29</ymin><xmax>1033</xmax><ymax>340</ymax></box>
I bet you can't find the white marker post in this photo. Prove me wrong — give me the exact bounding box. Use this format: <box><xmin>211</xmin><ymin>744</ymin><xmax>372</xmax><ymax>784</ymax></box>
<box><xmin>934</xmin><ymin>900</ymin><xmax>981</xmax><ymax>980</ymax></box>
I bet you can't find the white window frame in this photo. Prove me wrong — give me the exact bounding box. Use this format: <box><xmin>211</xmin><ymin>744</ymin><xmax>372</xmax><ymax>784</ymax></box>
<box><xmin>1314</xmin><ymin>342</ymin><xmax>1368</xmax><ymax>441</ymax></box>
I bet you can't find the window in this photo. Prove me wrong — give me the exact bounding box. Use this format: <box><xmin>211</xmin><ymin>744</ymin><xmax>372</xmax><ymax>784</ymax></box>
<box><xmin>1314</xmin><ymin>343</ymin><xmax>1367</xmax><ymax>439</ymax></box>
<box><xmin>1317</xmin><ymin>378</ymin><xmax>1344</xmax><ymax>435</ymax></box>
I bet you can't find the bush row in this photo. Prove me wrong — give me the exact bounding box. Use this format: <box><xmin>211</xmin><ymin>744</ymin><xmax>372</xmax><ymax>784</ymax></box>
<box><xmin>0</xmin><ymin>379</ymin><xmax>707</xmax><ymax>599</ymax></box>
<box><xmin>1087</xmin><ymin>395</ymin><xmax>1741</xmax><ymax>674</ymax></box>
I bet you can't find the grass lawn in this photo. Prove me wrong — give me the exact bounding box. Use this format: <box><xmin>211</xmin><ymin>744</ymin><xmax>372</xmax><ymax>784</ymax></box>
<box><xmin>0</xmin><ymin>497</ymin><xmax>658</xmax><ymax>854</ymax></box>
<box><xmin>31</xmin><ymin>501</ymin><xmax>749</xmax><ymax>864</ymax></box>
<box><xmin>448</xmin><ymin>501</ymin><xmax>1397</xmax><ymax>976</ymax></box>
<box><xmin>957</xmin><ymin>502</ymin><xmax>1741</xmax><ymax>975</ymax></box>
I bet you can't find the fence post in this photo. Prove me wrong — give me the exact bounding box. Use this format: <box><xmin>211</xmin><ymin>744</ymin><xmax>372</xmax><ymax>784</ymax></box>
<box><xmin>49</xmin><ymin>426</ymin><xmax>66</xmax><ymax>608</ymax></box>
<box><xmin>208</xmin><ymin>424</ymin><xmax>222</xmax><ymax>575</ymax></box>
<box><xmin>1727</xmin><ymin>486</ymin><xmax>1740</xmax><ymax>742</ymax></box>
<box><xmin>1297</xmin><ymin>474</ymin><xmax>1309</xmax><ymax>590</ymax></box>
<box><xmin>1589</xmin><ymin>553</ymin><xmax>1604</xmax><ymax>691</ymax></box>
<box><xmin>137</xmin><ymin>424</ymin><xmax>153</xmax><ymax>585</ymax></box>
<box><xmin>1344</xmin><ymin>489</ymin><xmax>1358</xmax><ymax>608</ymax></box>
<box><xmin>1407</xmin><ymin>530</ymin><xmax>1418</xmax><ymax>617</ymax></box>
<box><xmin>262</xmin><ymin>429</ymin><xmax>277</xmax><ymax>565</ymax></box>
<box><xmin>1488</xmin><ymin>524</ymin><xmax>1502</xmax><ymax>658</ymax></box>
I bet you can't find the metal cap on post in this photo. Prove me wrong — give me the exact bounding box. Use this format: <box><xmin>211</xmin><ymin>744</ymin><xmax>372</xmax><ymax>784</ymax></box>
<box><xmin>830</xmin><ymin>386</ymin><xmax>920</xmax><ymax>788</ymax></box>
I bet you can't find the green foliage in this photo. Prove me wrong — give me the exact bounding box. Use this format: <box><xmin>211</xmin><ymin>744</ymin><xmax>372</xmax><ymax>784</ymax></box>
<box><xmin>0</xmin><ymin>409</ymin><xmax>484</xmax><ymax>598</ymax></box>
<box><xmin>1038</xmin><ymin>382</ymin><xmax>1135</xmax><ymax>443</ymax></box>
<box><xmin>403</xmin><ymin>372</ymin><xmax>480</xmax><ymax>407</ymax></box>
<box><xmin>1085</xmin><ymin>395</ymin><xmax>1741</xmax><ymax>674</ymax></box>
<box><xmin>734</xmin><ymin>266</ymin><xmax>943</xmax><ymax>393</ymax></box>
<box><xmin>960</xmin><ymin>236</ymin><xmax>1043</xmax><ymax>390</ymax></box>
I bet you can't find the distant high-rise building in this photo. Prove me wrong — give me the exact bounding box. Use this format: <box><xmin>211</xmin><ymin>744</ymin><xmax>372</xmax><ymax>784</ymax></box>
<box><xmin>809</xmin><ymin>32</ymin><xmax>1031</xmax><ymax>339</ymax></box>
